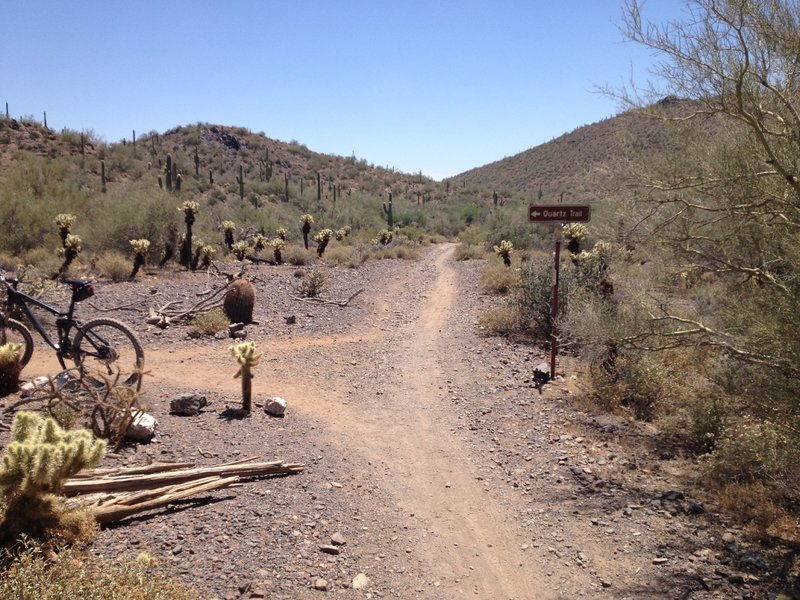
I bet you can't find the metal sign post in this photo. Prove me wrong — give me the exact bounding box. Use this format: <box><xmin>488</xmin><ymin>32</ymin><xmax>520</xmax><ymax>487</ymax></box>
<box><xmin>529</xmin><ymin>204</ymin><xmax>592</xmax><ymax>380</ymax></box>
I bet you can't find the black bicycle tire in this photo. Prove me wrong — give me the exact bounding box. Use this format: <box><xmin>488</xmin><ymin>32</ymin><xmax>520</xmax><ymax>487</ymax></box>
<box><xmin>71</xmin><ymin>317</ymin><xmax>145</xmax><ymax>385</ymax></box>
<box><xmin>5</xmin><ymin>318</ymin><xmax>34</xmax><ymax>367</ymax></box>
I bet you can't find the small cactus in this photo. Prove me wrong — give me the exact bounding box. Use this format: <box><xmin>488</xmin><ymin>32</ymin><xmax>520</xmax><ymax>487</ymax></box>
<box><xmin>231</xmin><ymin>241</ymin><xmax>251</xmax><ymax>262</ymax></box>
<box><xmin>252</xmin><ymin>234</ymin><xmax>268</xmax><ymax>253</ymax></box>
<box><xmin>275</xmin><ymin>227</ymin><xmax>287</xmax><ymax>241</ymax></box>
<box><xmin>0</xmin><ymin>342</ymin><xmax>23</xmax><ymax>397</ymax></box>
<box><xmin>314</xmin><ymin>228</ymin><xmax>334</xmax><ymax>257</ymax></box>
<box><xmin>373</xmin><ymin>229</ymin><xmax>393</xmax><ymax>245</ymax></box>
<box><xmin>335</xmin><ymin>226</ymin><xmax>351</xmax><ymax>241</ymax></box>
<box><xmin>493</xmin><ymin>240</ymin><xmax>514</xmax><ymax>267</ymax></box>
<box><xmin>230</xmin><ymin>341</ymin><xmax>262</xmax><ymax>414</ymax></box>
<box><xmin>54</xmin><ymin>213</ymin><xmax>76</xmax><ymax>247</ymax></box>
<box><xmin>299</xmin><ymin>214</ymin><xmax>314</xmax><ymax>250</ymax></box>
<box><xmin>270</xmin><ymin>238</ymin><xmax>285</xmax><ymax>264</ymax></box>
<box><xmin>129</xmin><ymin>238</ymin><xmax>151</xmax><ymax>279</ymax></box>
<box><xmin>562</xmin><ymin>223</ymin><xmax>588</xmax><ymax>255</ymax></box>
<box><xmin>222</xmin><ymin>220</ymin><xmax>236</xmax><ymax>250</ymax></box>
<box><xmin>56</xmin><ymin>233</ymin><xmax>82</xmax><ymax>277</ymax></box>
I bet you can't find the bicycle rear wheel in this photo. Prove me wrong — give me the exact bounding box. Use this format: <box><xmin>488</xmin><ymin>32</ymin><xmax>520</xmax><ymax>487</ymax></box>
<box><xmin>4</xmin><ymin>318</ymin><xmax>34</xmax><ymax>367</ymax></box>
<box><xmin>72</xmin><ymin>318</ymin><xmax>145</xmax><ymax>386</ymax></box>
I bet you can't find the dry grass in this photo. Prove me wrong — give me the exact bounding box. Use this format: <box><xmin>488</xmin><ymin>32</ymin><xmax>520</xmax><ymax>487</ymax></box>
<box><xmin>189</xmin><ymin>308</ymin><xmax>230</xmax><ymax>335</ymax></box>
<box><xmin>0</xmin><ymin>540</ymin><xmax>199</xmax><ymax>600</ymax></box>
<box><xmin>480</xmin><ymin>261</ymin><xmax>519</xmax><ymax>295</ymax></box>
<box><xmin>95</xmin><ymin>250</ymin><xmax>130</xmax><ymax>282</ymax></box>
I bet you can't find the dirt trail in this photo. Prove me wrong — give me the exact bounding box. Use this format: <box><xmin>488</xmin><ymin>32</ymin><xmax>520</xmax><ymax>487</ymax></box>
<box><xmin>137</xmin><ymin>244</ymin><xmax>547</xmax><ymax>598</ymax></box>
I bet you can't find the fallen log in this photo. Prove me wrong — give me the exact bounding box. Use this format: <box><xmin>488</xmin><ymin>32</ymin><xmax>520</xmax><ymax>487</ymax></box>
<box><xmin>91</xmin><ymin>475</ymin><xmax>240</xmax><ymax>524</ymax></box>
<box><xmin>64</xmin><ymin>460</ymin><xmax>304</xmax><ymax>495</ymax></box>
<box><xmin>290</xmin><ymin>288</ymin><xmax>364</xmax><ymax>307</ymax></box>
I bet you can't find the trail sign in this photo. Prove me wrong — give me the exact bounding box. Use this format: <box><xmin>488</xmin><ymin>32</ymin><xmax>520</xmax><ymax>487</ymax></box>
<box><xmin>528</xmin><ymin>205</ymin><xmax>591</xmax><ymax>223</ymax></box>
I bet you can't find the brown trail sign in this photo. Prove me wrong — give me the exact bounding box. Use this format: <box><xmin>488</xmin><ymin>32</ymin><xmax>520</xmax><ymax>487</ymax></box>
<box><xmin>528</xmin><ymin>203</ymin><xmax>592</xmax><ymax>380</ymax></box>
<box><xmin>529</xmin><ymin>205</ymin><xmax>591</xmax><ymax>223</ymax></box>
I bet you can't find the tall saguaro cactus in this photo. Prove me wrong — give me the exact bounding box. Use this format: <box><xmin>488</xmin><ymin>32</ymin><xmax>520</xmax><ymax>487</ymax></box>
<box><xmin>236</xmin><ymin>164</ymin><xmax>245</xmax><ymax>200</ymax></box>
<box><xmin>383</xmin><ymin>193</ymin><xmax>394</xmax><ymax>229</ymax></box>
<box><xmin>165</xmin><ymin>153</ymin><xmax>173</xmax><ymax>191</ymax></box>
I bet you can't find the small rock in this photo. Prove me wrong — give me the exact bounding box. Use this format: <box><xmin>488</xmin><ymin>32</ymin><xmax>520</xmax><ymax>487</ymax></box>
<box><xmin>653</xmin><ymin>557</ymin><xmax>669</xmax><ymax>565</ymax></box>
<box><xmin>319</xmin><ymin>545</ymin><xmax>340</xmax><ymax>555</ymax></box>
<box><xmin>352</xmin><ymin>573</ymin><xmax>370</xmax><ymax>590</ymax></box>
<box><xmin>285</xmin><ymin>315</ymin><xmax>296</xmax><ymax>324</ymax></box>
<box><xmin>314</xmin><ymin>578</ymin><xmax>328</xmax><ymax>591</ymax></box>
<box><xmin>125</xmin><ymin>412</ymin><xmax>157</xmax><ymax>442</ymax></box>
<box><xmin>169</xmin><ymin>393</ymin><xmax>208</xmax><ymax>416</ymax></box>
<box><xmin>330</xmin><ymin>532</ymin><xmax>346</xmax><ymax>546</ymax></box>
<box><xmin>265</xmin><ymin>397</ymin><xmax>287</xmax><ymax>417</ymax></box>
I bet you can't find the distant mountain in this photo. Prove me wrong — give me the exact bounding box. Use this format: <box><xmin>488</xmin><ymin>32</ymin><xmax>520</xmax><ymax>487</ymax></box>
<box><xmin>449</xmin><ymin>97</ymin><xmax>694</xmax><ymax>202</ymax></box>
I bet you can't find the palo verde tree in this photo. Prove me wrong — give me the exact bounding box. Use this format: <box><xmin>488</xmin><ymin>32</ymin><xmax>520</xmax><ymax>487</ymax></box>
<box><xmin>606</xmin><ymin>0</ymin><xmax>800</xmax><ymax>500</ymax></box>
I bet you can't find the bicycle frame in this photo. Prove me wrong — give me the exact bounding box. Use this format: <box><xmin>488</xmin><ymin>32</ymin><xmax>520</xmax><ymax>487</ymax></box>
<box><xmin>2</xmin><ymin>276</ymin><xmax>81</xmax><ymax>364</ymax></box>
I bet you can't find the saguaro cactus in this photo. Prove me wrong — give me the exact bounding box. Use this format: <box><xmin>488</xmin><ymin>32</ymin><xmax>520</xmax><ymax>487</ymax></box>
<box><xmin>166</xmin><ymin>153</ymin><xmax>173</xmax><ymax>191</ymax></box>
<box><xmin>383</xmin><ymin>193</ymin><xmax>394</xmax><ymax>229</ymax></box>
<box><xmin>230</xmin><ymin>341</ymin><xmax>262</xmax><ymax>414</ymax></box>
<box><xmin>101</xmin><ymin>159</ymin><xmax>107</xmax><ymax>193</ymax></box>
<box><xmin>236</xmin><ymin>164</ymin><xmax>244</xmax><ymax>200</ymax></box>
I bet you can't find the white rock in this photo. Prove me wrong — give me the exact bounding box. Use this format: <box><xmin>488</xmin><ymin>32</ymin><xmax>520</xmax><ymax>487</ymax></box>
<box><xmin>125</xmin><ymin>411</ymin><xmax>157</xmax><ymax>442</ymax></box>
<box><xmin>265</xmin><ymin>397</ymin><xmax>287</xmax><ymax>417</ymax></box>
<box><xmin>352</xmin><ymin>573</ymin><xmax>370</xmax><ymax>590</ymax></box>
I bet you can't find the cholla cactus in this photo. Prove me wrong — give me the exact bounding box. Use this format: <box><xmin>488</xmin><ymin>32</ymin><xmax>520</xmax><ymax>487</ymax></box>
<box><xmin>54</xmin><ymin>213</ymin><xmax>77</xmax><ymax>247</ymax></box>
<box><xmin>222</xmin><ymin>220</ymin><xmax>236</xmax><ymax>250</ymax></box>
<box><xmin>372</xmin><ymin>229</ymin><xmax>393</xmax><ymax>245</ymax></box>
<box><xmin>562</xmin><ymin>223</ymin><xmax>588</xmax><ymax>255</ymax></box>
<box><xmin>252</xmin><ymin>234</ymin><xmax>268</xmax><ymax>253</ymax></box>
<box><xmin>0</xmin><ymin>342</ymin><xmax>23</xmax><ymax>397</ymax></box>
<box><xmin>198</xmin><ymin>244</ymin><xmax>216</xmax><ymax>269</ymax></box>
<box><xmin>56</xmin><ymin>233</ymin><xmax>82</xmax><ymax>277</ymax></box>
<box><xmin>313</xmin><ymin>228</ymin><xmax>334</xmax><ymax>257</ymax></box>
<box><xmin>270</xmin><ymin>238</ymin><xmax>286</xmax><ymax>264</ymax></box>
<box><xmin>275</xmin><ymin>227</ymin><xmax>287</xmax><ymax>241</ymax></box>
<box><xmin>493</xmin><ymin>240</ymin><xmax>514</xmax><ymax>267</ymax></box>
<box><xmin>178</xmin><ymin>201</ymin><xmax>200</xmax><ymax>268</ymax></box>
<box><xmin>129</xmin><ymin>238</ymin><xmax>151</xmax><ymax>279</ymax></box>
<box><xmin>299</xmin><ymin>214</ymin><xmax>314</xmax><ymax>250</ymax></box>
<box><xmin>0</xmin><ymin>411</ymin><xmax>106</xmax><ymax>498</ymax></box>
<box><xmin>335</xmin><ymin>226</ymin><xmax>351</xmax><ymax>241</ymax></box>
<box><xmin>231</xmin><ymin>241</ymin><xmax>251</xmax><ymax>261</ymax></box>
<box><xmin>230</xmin><ymin>341</ymin><xmax>262</xmax><ymax>413</ymax></box>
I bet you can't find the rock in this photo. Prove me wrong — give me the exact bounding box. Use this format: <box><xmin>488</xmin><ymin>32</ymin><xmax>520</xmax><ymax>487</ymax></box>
<box><xmin>313</xmin><ymin>578</ymin><xmax>328</xmax><ymax>591</ymax></box>
<box><xmin>19</xmin><ymin>376</ymin><xmax>49</xmax><ymax>397</ymax></box>
<box><xmin>125</xmin><ymin>411</ymin><xmax>157</xmax><ymax>442</ymax></box>
<box><xmin>319</xmin><ymin>545</ymin><xmax>340</xmax><ymax>555</ymax></box>
<box><xmin>652</xmin><ymin>557</ymin><xmax>669</xmax><ymax>565</ymax></box>
<box><xmin>265</xmin><ymin>397</ymin><xmax>287</xmax><ymax>417</ymax></box>
<box><xmin>662</xmin><ymin>490</ymin><xmax>684</xmax><ymax>501</ymax></box>
<box><xmin>330</xmin><ymin>532</ymin><xmax>346</xmax><ymax>546</ymax></box>
<box><xmin>169</xmin><ymin>393</ymin><xmax>208</xmax><ymax>416</ymax></box>
<box><xmin>285</xmin><ymin>315</ymin><xmax>296</xmax><ymax>324</ymax></box>
<box><xmin>352</xmin><ymin>573</ymin><xmax>370</xmax><ymax>590</ymax></box>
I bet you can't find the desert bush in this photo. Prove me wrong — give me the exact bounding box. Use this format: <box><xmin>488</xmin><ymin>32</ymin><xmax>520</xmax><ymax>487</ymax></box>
<box><xmin>477</xmin><ymin>306</ymin><xmax>520</xmax><ymax>336</ymax></box>
<box><xmin>454</xmin><ymin>243</ymin><xmax>486</xmax><ymax>261</ymax></box>
<box><xmin>190</xmin><ymin>309</ymin><xmax>230</xmax><ymax>336</ymax></box>
<box><xmin>480</xmin><ymin>260</ymin><xmax>519</xmax><ymax>295</ymax></box>
<box><xmin>96</xmin><ymin>250</ymin><xmax>130</xmax><ymax>282</ymax></box>
<box><xmin>296</xmin><ymin>269</ymin><xmax>327</xmax><ymax>298</ymax></box>
<box><xmin>325</xmin><ymin>244</ymin><xmax>367</xmax><ymax>268</ymax></box>
<box><xmin>284</xmin><ymin>244</ymin><xmax>312</xmax><ymax>266</ymax></box>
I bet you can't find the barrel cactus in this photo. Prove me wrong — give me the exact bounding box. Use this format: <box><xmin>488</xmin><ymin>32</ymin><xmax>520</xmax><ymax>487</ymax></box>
<box><xmin>223</xmin><ymin>279</ymin><xmax>256</xmax><ymax>324</ymax></box>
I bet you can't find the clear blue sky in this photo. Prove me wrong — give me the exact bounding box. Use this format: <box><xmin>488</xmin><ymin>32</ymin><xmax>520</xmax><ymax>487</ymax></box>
<box><xmin>2</xmin><ymin>1</ymin><xmax>683</xmax><ymax>180</ymax></box>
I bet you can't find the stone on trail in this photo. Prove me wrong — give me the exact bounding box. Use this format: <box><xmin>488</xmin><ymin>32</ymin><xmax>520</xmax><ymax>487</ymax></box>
<box><xmin>352</xmin><ymin>573</ymin><xmax>370</xmax><ymax>590</ymax></box>
<box><xmin>170</xmin><ymin>393</ymin><xmax>208</xmax><ymax>416</ymax></box>
<box><xmin>265</xmin><ymin>397</ymin><xmax>287</xmax><ymax>417</ymax></box>
<box><xmin>314</xmin><ymin>578</ymin><xmax>328</xmax><ymax>591</ymax></box>
<box><xmin>125</xmin><ymin>411</ymin><xmax>157</xmax><ymax>442</ymax></box>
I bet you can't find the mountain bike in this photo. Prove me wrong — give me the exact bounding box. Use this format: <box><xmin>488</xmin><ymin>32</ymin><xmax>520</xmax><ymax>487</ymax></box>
<box><xmin>0</xmin><ymin>269</ymin><xmax>144</xmax><ymax>385</ymax></box>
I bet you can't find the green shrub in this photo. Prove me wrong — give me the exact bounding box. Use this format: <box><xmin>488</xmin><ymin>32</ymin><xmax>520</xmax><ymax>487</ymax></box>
<box><xmin>454</xmin><ymin>243</ymin><xmax>486</xmax><ymax>261</ymax></box>
<box><xmin>190</xmin><ymin>309</ymin><xmax>230</xmax><ymax>336</ymax></box>
<box><xmin>95</xmin><ymin>250</ymin><xmax>130</xmax><ymax>282</ymax></box>
<box><xmin>480</xmin><ymin>260</ymin><xmax>519</xmax><ymax>295</ymax></box>
<box><xmin>324</xmin><ymin>244</ymin><xmax>367</xmax><ymax>268</ymax></box>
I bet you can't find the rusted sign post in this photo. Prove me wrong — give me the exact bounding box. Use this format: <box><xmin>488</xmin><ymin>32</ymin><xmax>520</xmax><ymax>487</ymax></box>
<box><xmin>529</xmin><ymin>204</ymin><xmax>591</xmax><ymax>379</ymax></box>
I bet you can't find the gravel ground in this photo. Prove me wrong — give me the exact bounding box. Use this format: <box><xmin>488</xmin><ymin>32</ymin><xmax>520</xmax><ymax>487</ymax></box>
<box><xmin>2</xmin><ymin>246</ymin><xmax>796</xmax><ymax>599</ymax></box>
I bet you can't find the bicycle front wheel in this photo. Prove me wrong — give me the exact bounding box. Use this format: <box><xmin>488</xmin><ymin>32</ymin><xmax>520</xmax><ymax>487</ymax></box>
<box><xmin>72</xmin><ymin>318</ymin><xmax>145</xmax><ymax>386</ymax></box>
<box><xmin>5</xmin><ymin>318</ymin><xmax>34</xmax><ymax>367</ymax></box>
